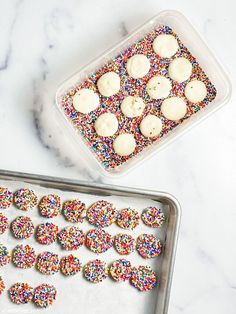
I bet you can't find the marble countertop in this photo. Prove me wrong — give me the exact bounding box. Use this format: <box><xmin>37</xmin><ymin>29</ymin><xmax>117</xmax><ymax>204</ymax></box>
<box><xmin>0</xmin><ymin>0</ymin><xmax>235</xmax><ymax>313</ymax></box>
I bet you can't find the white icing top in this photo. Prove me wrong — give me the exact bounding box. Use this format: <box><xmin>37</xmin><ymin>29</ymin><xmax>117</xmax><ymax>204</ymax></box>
<box><xmin>94</xmin><ymin>112</ymin><xmax>118</xmax><ymax>137</ymax></box>
<box><xmin>161</xmin><ymin>97</ymin><xmax>187</xmax><ymax>121</ymax></box>
<box><xmin>121</xmin><ymin>96</ymin><xmax>145</xmax><ymax>118</ymax></box>
<box><xmin>153</xmin><ymin>34</ymin><xmax>179</xmax><ymax>58</ymax></box>
<box><xmin>140</xmin><ymin>115</ymin><xmax>162</xmax><ymax>138</ymax></box>
<box><xmin>113</xmin><ymin>133</ymin><xmax>136</xmax><ymax>156</ymax></box>
<box><xmin>97</xmin><ymin>72</ymin><xmax>120</xmax><ymax>97</ymax></box>
<box><xmin>126</xmin><ymin>54</ymin><xmax>150</xmax><ymax>79</ymax></box>
<box><xmin>146</xmin><ymin>76</ymin><xmax>172</xmax><ymax>99</ymax></box>
<box><xmin>168</xmin><ymin>57</ymin><xmax>192</xmax><ymax>83</ymax></box>
<box><xmin>73</xmin><ymin>89</ymin><xmax>100</xmax><ymax>114</ymax></box>
<box><xmin>185</xmin><ymin>80</ymin><xmax>207</xmax><ymax>103</ymax></box>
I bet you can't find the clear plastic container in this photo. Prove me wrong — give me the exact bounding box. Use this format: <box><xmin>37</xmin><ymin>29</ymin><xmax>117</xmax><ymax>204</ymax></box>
<box><xmin>55</xmin><ymin>10</ymin><xmax>231</xmax><ymax>178</ymax></box>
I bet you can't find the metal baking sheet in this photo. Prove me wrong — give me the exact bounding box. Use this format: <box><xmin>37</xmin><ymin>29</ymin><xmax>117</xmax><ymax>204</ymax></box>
<box><xmin>0</xmin><ymin>169</ymin><xmax>180</xmax><ymax>314</ymax></box>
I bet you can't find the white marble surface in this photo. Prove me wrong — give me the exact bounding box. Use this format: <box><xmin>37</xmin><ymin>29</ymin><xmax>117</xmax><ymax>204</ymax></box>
<box><xmin>0</xmin><ymin>0</ymin><xmax>235</xmax><ymax>313</ymax></box>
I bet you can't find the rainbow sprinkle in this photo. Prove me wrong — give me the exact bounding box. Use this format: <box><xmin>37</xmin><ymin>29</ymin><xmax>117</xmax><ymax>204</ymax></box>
<box><xmin>39</xmin><ymin>194</ymin><xmax>61</xmax><ymax>218</ymax></box>
<box><xmin>11</xmin><ymin>216</ymin><xmax>34</xmax><ymax>239</ymax></box>
<box><xmin>114</xmin><ymin>233</ymin><xmax>135</xmax><ymax>255</ymax></box>
<box><xmin>130</xmin><ymin>266</ymin><xmax>157</xmax><ymax>292</ymax></box>
<box><xmin>14</xmin><ymin>188</ymin><xmax>38</xmax><ymax>211</ymax></box>
<box><xmin>0</xmin><ymin>187</ymin><xmax>13</xmax><ymax>209</ymax></box>
<box><xmin>87</xmin><ymin>200</ymin><xmax>117</xmax><ymax>228</ymax></box>
<box><xmin>85</xmin><ymin>228</ymin><xmax>113</xmax><ymax>254</ymax></box>
<box><xmin>57</xmin><ymin>226</ymin><xmax>85</xmax><ymax>251</ymax></box>
<box><xmin>136</xmin><ymin>234</ymin><xmax>162</xmax><ymax>259</ymax></box>
<box><xmin>141</xmin><ymin>206</ymin><xmax>165</xmax><ymax>228</ymax></box>
<box><xmin>12</xmin><ymin>244</ymin><xmax>36</xmax><ymax>268</ymax></box>
<box><xmin>84</xmin><ymin>259</ymin><xmax>108</xmax><ymax>283</ymax></box>
<box><xmin>36</xmin><ymin>222</ymin><xmax>59</xmax><ymax>245</ymax></box>
<box><xmin>9</xmin><ymin>282</ymin><xmax>34</xmax><ymax>304</ymax></box>
<box><xmin>33</xmin><ymin>284</ymin><xmax>57</xmax><ymax>308</ymax></box>
<box><xmin>60</xmin><ymin>254</ymin><xmax>82</xmax><ymax>276</ymax></box>
<box><xmin>116</xmin><ymin>207</ymin><xmax>140</xmax><ymax>230</ymax></box>
<box><xmin>110</xmin><ymin>259</ymin><xmax>132</xmax><ymax>282</ymax></box>
<box><xmin>59</xmin><ymin>25</ymin><xmax>217</xmax><ymax>171</ymax></box>
<box><xmin>37</xmin><ymin>251</ymin><xmax>60</xmax><ymax>275</ymax></box>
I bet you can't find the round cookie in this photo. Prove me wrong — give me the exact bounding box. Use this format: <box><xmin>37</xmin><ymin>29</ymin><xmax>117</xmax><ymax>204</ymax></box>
<box><xmin>85</xmin><ymin>228</ymin><xmax>113</xmax><ymax>254</ymax></box>
<box><xmin>114</xmin><ymin>233</ymin><xmax>135</xmax><ymax>255</ymax></box>
<box><xmin>83</xmin><ymin>259</ymin><xmax>108</xmax><ymax>283</ymax></box>
<box><xmin>14</xmin><ymin>188</ymin><xmax>38</xmax><ymax>211</ymax></box>
<box><xmin>161</xmin><ymin>97</ymin><xmax>187</xmax><ymax>121</ymax></box>
<box><xmin>57</xmin><ymin>226</ymin><xmax>85</xmax><ymax>251</ymax></box>
<box><xmin>146</xmin><ymin>76</ymin><xmax>172</xmax><ymax>99</ymax></box>
<box><xmin>130</xmin><ymin>266</ymin><xmax>157</xmax><ymax>292</ymax></box>
<box><xmin>113</xmin><ymin>133</ymin><xmax>136</xmax><ymax>156</ymax></box>
<box><xmin>116</xmin><ymin>207</ymin><xmax>140</xmax><ymax>230</ymax></box>
<box><xmin>0</xmin><ymin>187</ymin><xmax>13</xmax><ymax>209</ymax></box>
<box><xmin>62</xmin><ymin>199</ymin><xmax>86</xmax><ymax>223</ymax></box>
<box><xmin>60</xmin><ymin>255</ymin><xmax>82</xmax><ymax>276</ymax></box>
<box><xmin>185</xmin><ymin>80</ymin><xmax>207</xmax><ymax>103</ymax></box>
<box><xmin>0</xmin><ymin>276</ymin><xmax>5</xmax><ymax>295</ymax></box>
<box><xmin>140</xmin><ymin>115</ymin><xmax>162</xmax><ymax>138</ymax></box>
<box><xmin>136</xmin><ymin>234</ymin><xmax>162</xmax><ymax>259</ymax></box>
<box><xmin>153</xmin><ymin>34</ymin><xmax>179</xmax><ymax>58</ymax></box>
<box><xmin>73</xmin><ymin>88</ymin><xmax>100</xmax><ymax>114</ymax></box>
<box><xmin>126</xmin><ymin>54</ymin><xmax>150</xmax><ymax>79</ymax></box>
<box><xmin>121</xmin><ymin>96</ymin><xmax>145</xmax><ymax>118</ymax></box>
<box><xmin>141</xmin><ymin>207</ymin><xmax>165</xmax><ymax>228</ymax></box>
<box><xmin>0</xmin><ymin>243</ymin><xmax>10</xmax><ymax>267</ymax></box>
<box><xmin>94</xmin><ymin>113</ymin><xmax>118</xmax><ymax>137</ymax></box>
<box><xmin>12</xmin><ymin>244</ymin><xmax>36</xmax><ymax>268</ymax></box>
<box><xmin>33</xmin><ymin>284</ymin><xmax>57</xmax><ymax>308</ymax></box>
<box><xmin>97</xmin><ymin>72</ymin><xmax>120</xmax><ymax>97</ymax></box>
<box><xmin>109</xmin><ymin>259</ymin><xmax>132</xmax><ymax>282</ymax></box>
<box><xmin>9</xmin><ymin>283</ymin><xmax>34</xmax><ymax>304</ymax></box>
<box><xmin>168</xmin><ymin>57</ymin><xmax>192</xmax><ymax>83</ymax></box>
<box><xmin>39</xmin><ymin>194</ymin><xmax>61</xmax><ymax>218</ymax></box>
<box><xmin>87</xmin><ymin>200</ymin><xmax>117</xmax><ymax>228</ymax></box>
<box><xmin>0</xmin><ymin>213</ymin><xmax>8</xmax><ymax>235</ymax></box>
<box><xmin>11</xmin><ymin>216</ymin><xmax>34</xmax><ymax>239</ymax></box>
<box><xmin>36</xmin><ymin>222</ymin><xmax>59</xmax><ymax>245</ymax></box>
<box><xmin>37</xmin><ymin>252</ymin><xmax>60</xmax><ymax>275</ymax></box>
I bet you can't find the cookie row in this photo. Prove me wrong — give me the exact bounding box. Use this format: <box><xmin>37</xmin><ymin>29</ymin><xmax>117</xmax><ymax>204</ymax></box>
<box><xmin>0</xmin><ymin>187</ymin><xmax>165</xmax><ymax>228</ymax></box>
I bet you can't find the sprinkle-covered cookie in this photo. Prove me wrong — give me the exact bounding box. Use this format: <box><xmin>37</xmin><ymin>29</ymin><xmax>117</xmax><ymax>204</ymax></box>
<box><xmin>87</xmin><ymin>200</ymin><xmax>117</xmax><ymax>228</ymax></box>
<box><xmin>57</xmin><ymin>226</ymin><xmax>85</xmax><ymax>251</ymax></box>
<box><xmin>14</xmin><ymin>188</ymin><xmax>38</xmax><ymax>211</ymax></box>
<box><xmin>39</xmin><ymin>194</ymin><xmax>61</xmax><ymax>218</ymax></box>
<box><xmin>141</xmin><ymin>207</ymin><xmax>165</xmax><ymax>228</ymax></box>
<box><xmin>9</xmin><ymin>282</ymin><xmax>34</xmax><ymax>304</ymax></box>
<box><xmin>33</xmin><ymin>284</ymin><xmax>57</xmax><ymax>308</ymax></box>
<box><xmin>85</xmin><ymin>229</ymin><xmax>113</xmax><ymax>254</ymax></box>
<box><xmin>110</xmin><ymin>259</ymin><xmax>132</xmax><ymax>282</ymax></box>
<box><xmin>11</xmin><ymin>216</ymin><xmax>34</xmax><ymax>239</ymax></box>
<box><xmin>0</xmin><ymin>187</ymin><xmax>13</xmax><ymax>209</ymax></box>
<box><xmin>12</xmin><ymin>244</ymin><xmax>36</xmax><ymax>268</ymax></box>
<box><xmin>60</xmin><ymin>255</ymin><xmax>82</xmax><ymax>276</ymax></box>
<box><xmin>0</xmin><ymin>243</ymin><xmax>10</xmax><ymax>267</ymax></box>
<box><xmin>130</xmin><ymin>266</ymin><xmax>157</xmax><ymax>292</ymax></box>
<box><xmin>136</xmin><ymin>234</ymin><xmax>162</xmax><ymax>259</ymax></box>
<box><xmin>0</xmin><ymin>213</ymin><xmax>8</xmax><ymax>235</ymax></box>
<box><xmin>114</xmin><ymin>233</ymin><xmax>135</xmax><ymax>255</ymax></box>
<box><xmin>0</xmin><ymin>276</ymin><xmax>5</xmax><ymax>295</ymax></box>
<box><xmin>37</xmin><ymin>252</ymin><xmax>60</xmax><ymax>275</ymax></box>
<box><xmin>36</xmin><ymin>222</ymin><xmax>59</xmax><ymax>245</ymax></box>
<box><xmin>62</xmin><ymin>199</ymin><xmax>86</xmax><ymax>223</ymax></box>
<box><xmin>84</xmin><ymin>259</ymin><xmax>108</xmax><ymax>283</ymax></box>
<box><xmin>116</xmin><ymin>207</ymin><xmax>140</xmax><ymax>230</ymax></box>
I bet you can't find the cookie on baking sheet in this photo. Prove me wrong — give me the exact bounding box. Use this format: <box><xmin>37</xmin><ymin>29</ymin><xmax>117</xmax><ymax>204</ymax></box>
<box><xmin>62</xmin><ymin>199</ymin><xmax>86</xmax><ymax>223</ymax></box>
<box><xmin>36</xmin><ymin>222</ymin><xmax>59</xmax><ymax>245</ymax></box>
<box><xmin>38</xmin><ymin>194</ymin><xmax>61</xmax><ymax>218</ymax></box>
<box><xmin>9</xmin><ymin>282</ymin><xmax>34</xmax><ymax>304</ymax></box>
<box><xmin>0</xmin><ymin>213</ymin><xmax>8</xmax><ymax>235</ymax></box>
<box><xmin>57</xmin><ymin>226</ymin><xmax>85</xmax><ymax>251</ymax></box>
<box><xmin>113</xmin><ymin>233</ymin><xmax>135</xmax><ymax>255</ymax></box>
<box><xmin>110</xmin><ymin>259</ymin><xmax>132</xmax><ymax>282</ymax></box>
<box><xmin>87</xmin><ymin>200</ymin><xmax>117</xmax><ymax>228</ymax></box>
<box><xmin>136</xmin><ymin>234</ymin><xmax>162</xmax><ymax>259</ymax></box>
<box><xmin>0</xmin><ymin>187</ymin><xmax>13</xmax><ymax>209</ymax></box>
<box><xmin>11</xmin><ymin>216</ymin><xmax>34</xmax><ymax>239</ymax></box>
<box><xmin>0</xmin><ymin>276</ymin><xmax>5</xmax><ymax>295</ymax></box>
<box><xmin>130</xmin><ymin>266</ymin><xmax>157</xmax><ymax>292</ymax></box>
<box><xmin>12</xmin><ymin>244</ymin><xmax>36</xmax><ymax>269</ymax></box>
<box><xmin>14</xmin><ymin>188</ymin><xmax>38</xmax><ymax>211</ymax></box>
<box><xmin>141</xmin><ymin>206</ymin><xmax>165</xmax><ymax>228</ymax></box>
<box><xmin>83</xmin><ymin>259</ymin><xmax>108</xmax><ymax>283</ymax></box>
<box><xmin>37</xmin><ymin>252</ymin><xmax>60</xmax><ymax>275</ymax></box>
<box><xmin>0</xmin><ymin>243</ymin><xmax>10</xmax><ymax>267</ymax></box>
<box><xmin>85</xmin><ymin>228</ymin><xmax>113</xmax><ymax>254</ymax></box>
<box><xmin>33</xmin><ymin>284</ymin><xmax>57</xmax><ymax>308</ymax></box>
<box><xmin>116</xmin><ymin>207</ymin><xmax>140</xmax><ymax>230</ymax></box>
<box><xmin>60</xmin><ymin>254</ymin><xmax>82</xmax><ymax>276</ymax></box>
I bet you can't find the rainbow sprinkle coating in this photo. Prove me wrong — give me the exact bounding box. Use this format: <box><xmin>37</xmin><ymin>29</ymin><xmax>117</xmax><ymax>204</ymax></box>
<box><xmin>59</xmin><ymin>25</ymin><xmax>217</xmax><ymax>171</ymax></box>
<box><xmin>12</xmin><ymin>244</ymin><xmax>36</xmax><ymax>268</ymax></box>
<box><xmin>109</xmin><ymin>259</ymin><xmax>132</xmax><ymax>282</ymax></box>
<box><xmin>0</xmin><ymin>276</ymin><xmax>5</xmax><ymax>295</ymax></box>
<box><xmin>63</xmin><ymin>199</ymin><xmax>86</xmax><ymax>223</ymax></box>
<box><xmin>0</xmin><ymin>243</ymin><xmax>10</xmax><ymax>267</ymax></box>
<box><xmin>113</xmin><ymin>233</ymin><xmax>135</xmax><ymax>255</ymax></box>
<box><xmin>136</xmin><ymin>234</ymin><xmax>162</xmax><ymax>259</ymax></box>
<box><xmin>39</xmin><ymin>194</ymin><xmax>61</xmax><ymax>218</ymax></box>
<box><xmin>36</xmin><ymin>222</ymin><xmax>59</xmax><ymax>245</ymax></box>
<box><xmin>60</xmin><ymin>254</ymin><xmax>82</xmax><ymax>276</ymax></box>
<box><xmin>37</xmin><ymin>251</ymin><xmax>60</xmax><ymax>275</ymax></box>
<box><xmin>0</xmin><ymin>187</ymin><xmax>13</xmax><ymax>209</ymax></box>
<box><xmin>141</xmin><ymin>207</ymin><xmax>165</xmax><ymax>228</ymax></box>
<box><xmin>57</xmin><ymin>226</ymin><xmax>85</xmax><ymax>251</ymax></box>
<box><xmin>33</xmin><ymin>284</ymin><xmax>57</xmax><ymax>308</ymax></box>
<box><xmin>130</xmin><ymin>266</ymin><xmax>157</xmax><ymax>292</ymax></box>
<box><xmin>85</xmin><ymin>228</ymin><xmax>113</xmax><ymax>254</ymax></box>
<box><xmin>116</xmin><ymin>207</ymin><xmax>140</xmax><ymax>230</ymax></box>
<box><xmin>11</xmin><ymin>216</ymin><xmax>34</xmax><ymax>239</ymax></box>
<box><xmin>84</xmin><ymin>259</ymin><xmax>108</xmax><ymax>283</ymax></box>
<box><xmin>14</xmin><ymin>188</ymin><xmax>38</xmax><ymax>211</ymax></box>
<box><xmin>0</xmin><ymin>213</ymin><xmax>8</xmax><ymax>235</ymax></box>
<box><xmin>87</xmin><ymin>200</ymin><xmax>117</xmax><ymax>228</ymax></box>
<box><xmin>9</xmin><ymin>282</ymin><xmax>34</xmax><ymax>304</ymax></box>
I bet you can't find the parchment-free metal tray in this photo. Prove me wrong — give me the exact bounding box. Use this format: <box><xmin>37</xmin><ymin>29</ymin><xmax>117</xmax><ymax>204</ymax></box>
<box><xmin>0</xmin><ymin>169</ymin><xmax>180</xmax><ymax>314</ymax></box>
